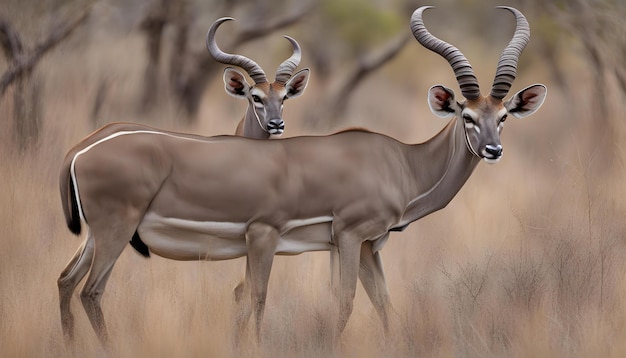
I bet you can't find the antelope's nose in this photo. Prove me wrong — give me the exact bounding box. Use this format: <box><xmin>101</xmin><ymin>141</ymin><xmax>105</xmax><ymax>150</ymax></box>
<box><xmin>267</xmin><ymin>118</ymin><xmax>284</xmax><ymax>135</ymax></box>
<box><xmin>485</xmin><ymin>144</ymin><xmax>503</xmax><ymax>158</ymax></box>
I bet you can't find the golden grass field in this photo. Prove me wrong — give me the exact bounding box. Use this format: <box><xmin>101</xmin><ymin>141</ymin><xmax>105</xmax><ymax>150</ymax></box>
<box><xmin>2</xmin><ymin>2</ymin><xmax>626</xmax><ymax>357</ymax></box>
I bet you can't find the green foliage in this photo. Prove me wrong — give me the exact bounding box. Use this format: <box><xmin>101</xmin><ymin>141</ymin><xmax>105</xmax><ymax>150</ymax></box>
<box><xmin>321</xmin><ymin>0</ymin><xmax>402</xmax><ymax>51</ymax></box>
<box><xmin>534</xmin><ymin>11</ymin><xmax>570</xmax><ymax>47</ymax></box>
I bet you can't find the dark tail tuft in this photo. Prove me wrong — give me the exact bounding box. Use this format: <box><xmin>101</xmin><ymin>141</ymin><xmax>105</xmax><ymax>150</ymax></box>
<box><xmin>130</xmin><ymin>231</ymin><xmax>150</xmax><ymax>258</ymax></box>
<box><xmin>67</xmin><ymin>179</ymin><xmax>82</xmax><ymax>235</ymax></box>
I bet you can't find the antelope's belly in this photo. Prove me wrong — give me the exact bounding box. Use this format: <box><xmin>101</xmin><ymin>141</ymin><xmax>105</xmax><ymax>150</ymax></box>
<box><xmin>276</xmin><ymin>218</ymin><xmax>333</xmax><ymax>254</ymax></box>
<box><xmin>137</xmin><ymin>213</ymin><xmax>333</xmax><ymax>260</ymax></box>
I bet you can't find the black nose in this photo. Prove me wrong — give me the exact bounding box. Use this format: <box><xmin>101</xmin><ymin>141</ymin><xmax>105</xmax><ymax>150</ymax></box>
<box><xmin>267</xmin><ymin>118</ymin><xmax>284</xmax><ymax>134</ymax></box>
<box><xmin>485</xmin><ymin>144</ymin><xmax>503</xmax><ymax>157</ymax></box>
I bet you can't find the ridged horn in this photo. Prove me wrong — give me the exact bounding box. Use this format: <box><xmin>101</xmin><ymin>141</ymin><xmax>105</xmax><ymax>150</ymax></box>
<box><xmin>274</xmin><ymin>36</ymin><xmax>301</xmax><ymax>85</ymax></box>
<box><xmin>490</xmin><ymin>6</ymin><xmax>530</xmax><ymax>99</ymax></box>
<box><xmin>410</xmin><ymin>6</ymin><xmax>480</xmax><ymax>100</ymax></box>
<box><xmin>206</xmin><ymin>17</ymin><xmax>268</xmax><ymax>84</ymax></box>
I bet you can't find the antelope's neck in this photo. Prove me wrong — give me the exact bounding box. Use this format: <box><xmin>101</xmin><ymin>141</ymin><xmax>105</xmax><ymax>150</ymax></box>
<box><xmin>237</xmin><ymin>106</ymin><xmax>270</xmax><ymax>139</ymax></box>
<box><xmin>400</xmin><ymin>117</ymin><xmax>481</xmax><ymax>226</ymax></box>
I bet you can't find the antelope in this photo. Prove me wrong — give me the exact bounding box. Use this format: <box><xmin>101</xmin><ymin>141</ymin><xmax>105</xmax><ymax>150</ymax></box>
<box><xmin>208</xmin><ymin>17</ymin><xmax>310</xmax><ymax>138</ymax></box>
<box><xmin>57</xmin><ymin>6</ymin><xmax>546</xmax><ymax>346</ymax></box>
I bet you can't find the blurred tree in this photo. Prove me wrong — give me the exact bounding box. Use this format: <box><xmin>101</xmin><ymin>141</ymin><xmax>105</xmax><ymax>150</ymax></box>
<box><xmin>139</xmin><ymin>0</ymin><xmax>171</xmax><ymax>112</ymax></box>
<box><xmin>323</xmin><ymin>0</ymin><xmax>401</xmax><ymax>54</ymax></box>
<box><xmin>538</xmin><ymin>0</ymin><xmax>625</xmax><ymax>114</ymax></box>
<box><xmin>138</xmin><ymin>0</ymin><xmax>315</xmax><ymax>122</ymax></box>
<box><xmin>306</xmin><ymin>32</ymin><xmax>409</xmax><ymax>129</ymax></box>
<box><xmin>527</xmin><ymin>0</ymin><xmax>626</xmax><ymax>170</ymax></box>
<box><xmin>302</xmin><ymin>0</ymin><xmax>408</xmax><ymax>128</ymax></box>
<box><xmin>0</xmin><ymin>8</ymin><xmax>89</xmax><ymax>151</ymax></box>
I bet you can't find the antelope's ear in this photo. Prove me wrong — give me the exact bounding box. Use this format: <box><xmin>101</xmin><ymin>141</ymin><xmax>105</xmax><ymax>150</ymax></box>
<box><xmin>223</xmin><ymin>67</ymin><xmax>251</xmax><ymax>98</ymax></box>
<box><xmin>505</xmin><ymin>84</ymin><xmax>547</xmax><ymax>118</ymax></box>
<box><xmin>284</xmin><ymin>69</ymin><xmax>310</xmax><ymax>99</ymax></box>
<box><xmin>428</xmin><ymin>85</ymin><xmax>459</xmax><ymax>118</ymax></box>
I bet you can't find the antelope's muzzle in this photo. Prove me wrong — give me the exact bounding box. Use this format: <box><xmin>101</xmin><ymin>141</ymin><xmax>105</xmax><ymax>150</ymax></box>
<box><xmin>267</xmin><ymin>118</ymin><xmax>285</xmax><ymax>135</ymax></box>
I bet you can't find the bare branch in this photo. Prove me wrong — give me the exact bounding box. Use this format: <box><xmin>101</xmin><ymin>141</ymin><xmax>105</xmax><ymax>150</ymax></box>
<box><xmin>338</xmin><ymin>32</ymin><xmax>410</xmax><ymax>99</ymax></box>
<box><xmin>233</xmin><ymin>1</ymin><xmax>317</xmax><ymax>46</ymax></box>
<box><xmin>0</xmin><ymin>10</ymin><xmax>90</xmax><ymax>98</ymax></box>
<box><xmin>311</xmin><ymin>32</ymin><xmax>410</xmax><ymax>127</ymax></box>
<box><xmin>0</xmin><ymin>19</ymin><xmax>24</xmax><ymax>62</ymax></box>
<box><xmin>173</xmin><ymin>1</ymin><xmax>317</xmax><ymax>117</ymax></box>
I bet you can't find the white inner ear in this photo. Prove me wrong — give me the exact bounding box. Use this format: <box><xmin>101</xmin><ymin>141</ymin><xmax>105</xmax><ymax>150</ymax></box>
<box><xmin>285</xmin><ymin>69</ymin><xmax>310</xmax><ymax>98</ymax></box>
<box><xmin>428</xmin><ymin>85</ymin><xmax>457</xmax><ymax>118</ymax></box>
<box><xmin>505</xmin><ymin>84</ymin><xmax>547</xmax><ymax>118</ymax></box>
<box><xmin>223</xmin><ymin>68</ymin><xmax>250</xmax><ymax>98</ymax></box>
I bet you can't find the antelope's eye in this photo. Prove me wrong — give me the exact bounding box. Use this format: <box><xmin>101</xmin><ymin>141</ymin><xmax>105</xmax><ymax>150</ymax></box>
<box><xmin>500</xmin><ymin>114</ymin><xmax>508</xmax><ymax>123</ymax></box>
<box><xmin>463</xmin><ymin>114</ymin><xmax>475</xmax><ymax>124</ymax></box>
<box><xmin>252</xmin><ymin>95</ymin><xmax>262</xmax><ymax>103</ymax></box>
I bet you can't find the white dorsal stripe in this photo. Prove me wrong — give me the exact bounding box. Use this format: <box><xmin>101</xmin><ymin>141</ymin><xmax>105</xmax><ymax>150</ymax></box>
<box><xmin>70</xmin><ymin>130</ymin><xmax>213</xmax><ymax>222</ymax></box>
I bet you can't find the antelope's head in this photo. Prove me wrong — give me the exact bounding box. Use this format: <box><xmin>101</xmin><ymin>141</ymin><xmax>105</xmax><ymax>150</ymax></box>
<box><xmin>411</xmin><ymin>6</ymin><xmax>547</xmax><ymax>163</ymax></box>
<box><xmin>207</xmin><ymin>18</ymin><xmax>310</xmax><ymax>136</ymax></box>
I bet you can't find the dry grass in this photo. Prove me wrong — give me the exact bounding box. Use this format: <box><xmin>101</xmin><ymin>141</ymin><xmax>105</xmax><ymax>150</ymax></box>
<box><xmin>2</xmin><ymin>3</ymin><xmax>626</xmax><ymax>357</ymax></box>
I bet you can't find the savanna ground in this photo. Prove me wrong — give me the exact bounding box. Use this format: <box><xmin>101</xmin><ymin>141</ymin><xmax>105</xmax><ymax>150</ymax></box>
<box><xmin>2</xmin><ymin>0</ymin><xmax>626</xmax><ymax>357</ymax></box>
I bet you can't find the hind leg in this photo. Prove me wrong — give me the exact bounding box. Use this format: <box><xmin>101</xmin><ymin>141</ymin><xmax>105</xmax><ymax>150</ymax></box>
<box><xmin>245</xmin><ymin>222</ymin><xmax>279</xmax><ymax>342</ymax></box>
<box><xmin>58</xmin><ymin>231</ymin><xmax>95</xmax><ymax>343</ymax></box>
<box><xmin>79</xmin><ymin>222</ymin><xmax>135</xmax><ymax>347</ymax></box>
<box><xmin>233</xmin><ymin>260</ymin><xmax>252</xmax><ymax>344</ymax></box>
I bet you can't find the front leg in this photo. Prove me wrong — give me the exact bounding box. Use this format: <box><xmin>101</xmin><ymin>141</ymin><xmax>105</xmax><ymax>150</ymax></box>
<box><xmin>333</xmin><ymin>232</ymin><xmax>363</xmax><ymax>334</ymax></box>
<box><xmin>331</xmin><ymin>240</ymin><xmax>392</xmax><ymax>332</ymax></box>
<box><xmin>358</xmin><ymin>239</ymin><xmax>392</xmax><ymax>332</ymax></box>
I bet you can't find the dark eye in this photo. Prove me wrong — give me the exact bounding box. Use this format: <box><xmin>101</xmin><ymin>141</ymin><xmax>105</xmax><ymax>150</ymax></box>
<box><xmin>500</xmin><ymin>114</ymin><xmax>508</xmax><ymax>123</ymax></box>
<box><xmin>463</xmin><ymin>114</ymin><xmax>475</xmax><ymax>124</ymax></box>
<box><xmin>252</xmin><ymin>95</ymin><xmax>262</xmax><ymax>103</ymax></box>
<box><xmin>283</xmin><ymin>95</ymin><xmax>288</xmax><ymax>101</ymax></box>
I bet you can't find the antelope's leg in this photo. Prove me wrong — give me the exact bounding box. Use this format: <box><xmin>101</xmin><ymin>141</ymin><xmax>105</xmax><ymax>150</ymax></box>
<box><xmin>358</xmin><ymin>239</ymin><xmax>391</xmax><ymax>332</ymax></box>
<box><xmin>330</xmin><ymin>244</ymin><xmax>340</xmax><ymax>292</ymax></box>
<box><xmin>334</xmin><ymin>233</ymin><xmax>362</xmax><ymax>334</ymax></box>
<box><xmin>79</xmin><ymin>223</ymin><xmax>133</xmax><ymax>347</ymax></box>
<box><xmin>245</xmin><ymin>222</ymin><xmax>279</xmax><ymax>342</ymax></box>
<box><xmin>233</xmin><ymin>260</ymin><xmax>252</xmax><ymax>339</ymax></box>
<box><xmin>58</xmin><ymin>231</ymin><xmax>95</xmax><ymax>343</ymax></box>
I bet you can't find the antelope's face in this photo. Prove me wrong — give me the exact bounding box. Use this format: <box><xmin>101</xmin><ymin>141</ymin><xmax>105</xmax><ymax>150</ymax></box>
<box><xmin>414</xmin><ymin>6</ymin><xmax>547</xmax><ymax>164</ymax></box>
<box><xmin>461</xmin><ymin>96</ymin><xmax>507</xmax><ymax>163</ymax></box>
<box><xmin>429</xmin><ymin>84</ymin><xmax>547</xmax><ymax>163</ymax></box>
<box><xmin>207</xmin><ymin>18</ymin><xmax>309</xmax><ymax>137</ymax></box>
<box><xmin>234</xmin><ymin>74</ymin><xmax>308</xmax><ymax>135</ymax></box>
<box><xmin>248</xmin><ymin>82</ymin><xmax>287</xmax><ymax>135</ymax></box>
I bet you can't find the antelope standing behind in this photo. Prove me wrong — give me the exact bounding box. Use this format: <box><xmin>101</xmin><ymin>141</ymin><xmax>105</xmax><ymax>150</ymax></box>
<box><xmin>57</xmin><ymin>6</ymin><xmax>546</xmax><ymax>347</ymax></box>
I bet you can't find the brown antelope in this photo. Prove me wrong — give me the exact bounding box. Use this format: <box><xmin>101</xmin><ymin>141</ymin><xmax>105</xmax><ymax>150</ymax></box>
<box><xmin>57</xmin><ymin>6</ymin><xmax>546</xmax><ymax>346</ymax></box>
<box><xmin>208</xmin><ymin>17</ymin><xmax>310</xmax><ymax>138</ymax></box>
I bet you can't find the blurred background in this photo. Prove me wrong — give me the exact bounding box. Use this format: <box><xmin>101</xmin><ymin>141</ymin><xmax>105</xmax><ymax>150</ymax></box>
<box><xmin>1</xmin><ymin>0</ymin><xmax>625</xmax><ymax>356</ymax></box>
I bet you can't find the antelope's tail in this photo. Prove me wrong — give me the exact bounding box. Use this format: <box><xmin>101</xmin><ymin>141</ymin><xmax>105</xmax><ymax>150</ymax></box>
<box><xmin>60</xmin><ymin>158</ymin><xmax>82</xmax><ymax>235</ymax></box>
<box><xmin>130</xmin><ymin>232</ymin><xmax>150</xmax><ymax>258</ymax></box>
